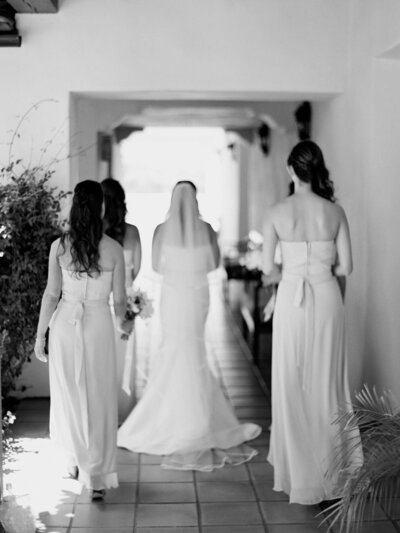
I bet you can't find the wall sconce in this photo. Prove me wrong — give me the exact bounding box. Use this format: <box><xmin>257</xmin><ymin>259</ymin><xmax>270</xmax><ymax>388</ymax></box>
<box><xmin>294</xmin><ymin>101</ymin><xmax>312</xmax><ymax>140</ymax></box>
<box><xmin>0</xmin><ymin>1</ymin><xmax>21</xmax><ymax>47</ymax></box>
<box><xmin>257</xmin><ymin>122</ymin><xmax>271</xmax><ymax>156</ymax></box>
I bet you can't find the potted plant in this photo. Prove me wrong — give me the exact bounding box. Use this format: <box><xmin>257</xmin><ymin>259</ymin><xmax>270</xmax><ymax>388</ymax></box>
<box><xmin>324</xmin><ymin>385</ymin><xmax>400</xmax><ymax>532</ymax></box>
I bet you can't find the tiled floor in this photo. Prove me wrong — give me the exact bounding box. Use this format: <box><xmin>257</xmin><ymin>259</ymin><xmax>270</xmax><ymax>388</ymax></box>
<box><xmin>2</xmin><ymin>291</ymin><xmax>399</xmax><ymax>533</ymax></box>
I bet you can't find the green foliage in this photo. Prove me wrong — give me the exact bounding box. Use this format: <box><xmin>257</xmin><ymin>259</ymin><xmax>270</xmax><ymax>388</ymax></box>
<box><xmin>0</xmin><ymin>161</ymin><xmax>70</xmax><ymax>399</ymax></box>
<box><xmin>324</xmin><ymin>385</ymin><xmax>400</xmax><ymax>532</ymax></box>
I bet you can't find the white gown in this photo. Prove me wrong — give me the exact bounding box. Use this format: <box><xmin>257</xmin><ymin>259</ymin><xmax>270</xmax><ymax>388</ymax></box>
<box><xmin>49</xmin><ymin>268</ymin><xmax>118</xmax><ymax>490</ymax></box>
<box><xmin>117</xmin><ymin>245</ymin><xmax>261</xmax><ymax>471</ymax></box>
<box><xmin>268</xmin><ymin>241</ymin><xmax>363</xmax><ymax>504</ymax></box>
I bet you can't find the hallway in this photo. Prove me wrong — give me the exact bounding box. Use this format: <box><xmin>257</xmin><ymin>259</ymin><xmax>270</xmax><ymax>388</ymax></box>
<box><xmin>3</xmin><ymin>294</ymin><xmax>397</xmax><ymax>533</ymax></box>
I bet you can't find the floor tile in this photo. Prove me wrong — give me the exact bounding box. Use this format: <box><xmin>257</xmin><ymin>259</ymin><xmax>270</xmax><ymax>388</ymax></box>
<box><xmin>251</xmin><ymin>446</ymin><xmax>269</xmax><ymax>462</ymax></box>
<box><xmin>200</xmin><ymin>502</ymin><xmax>263</xmax><ymax>525</ymax></box>
<box><xmin>349</xmin><ymin>523</ymin><xmax>397</xmax><ymax>533</ymax></box>
<box><xmin>248</xmin><ymin>462</ymin><xmax>274</xmax><ymax>481</ymax></box>
<box><xmin>76</xmin><ymin>483</ymin><xmax>137</xmax><ymax>503</ymax></box>
<box><xmin>17</xmin><ymin>399</ymin><xmax>50</xmax><ymax>411</ymax></box>
<box><xmin>36</xmin><ymin>504</ymin><xmax>74</xmax><ymax>528</ymax></box>
<box><xmin>228</xmin><ymin>387</ymin><xmax>267</xmax><ymax>397</ymax></box>
<box><xmin>140</xmin><ymin>453</ymin><xmax>163</xmax><ymax>465</ymax></box>
<box><xmin>267</xmin><ymin>525</ymin><xmax>328</xmax><ymax>533</ymax></box>
<box><xmin>383</xmin><ymin>498</ymin><xmax>400</xmax><ymax>519</ymax></box>
<box><xmin>116</xmin><ymin>463</ymin><xmax>139</xmax><ymax>482</ymax></box>
<box><xmin>218</xmin><ymin>361</ymin><xmax>250</xmax><ymax>369</ymax></box>
<box><xmin>116</xmin><ymin>447</ymin><xmax>139</xmax><ymax>464</ymax></box>
<box><xmin>136</xmin><ymin>503</ymin><xmax>198</xmax><ymax>527</ymax></box>
<box><xmin>12</xmin><ymin>421</ymin><xmax>49</xmax><ymax>437</ymax></box>
<box><xmin>202</xmin><ymin>524</ymin><xmax>269</xmax><ymax>533</ymax></box>
<box><xmin>14</xmin><ymin>410</ymin><xmax>50</xmax><ymax>422</ymax></box>
<box><xmin>140</xmin><ymin>465</ymin><xmax>194</xmax><ymax>483</ymax></box>
<box><xmin>236</xmin><ymin>406</ymin><xmax>270</xmax><ymax>418</ymax></box>
<box><xmin>139</xmin><ymin>482</ymin><xmax>196</xmax><ymax>503</ymax></box>
<box><xmin>196</xmin><ymin>464</ymin><xmax>249</xmax><ymax>482</ymax></box>
<box><xmin>260</xmin><ymin>501</ymin><xmax>320</xmax><ymax>524</ymax></box>
<box><xmin>72</xmin><ymin>503</ymin><xmax>134</xmax><ymax>528</ymax></box>
<box><xmin>249</xmin><ymin>433</ymin><xmax>270</xmax><ymax>446</ymax></box>
<box><xmin>254</xmin><ymin>482</ymin><xmax>288</xmax><ymax>502</ymax></box>
<box><xmin>197</xmin><ymin>481</ymin><xmax>256</xmax><ymax>502</ymax></box>
<box><xmin>137</xmin><ymin>526</ymin><xmax>199</xmax><ymax>533</ymax></box>
<box><xmin>36</xmin><ymin>524</ymin><xmax>68</xmax><ymax>533</ymax></box>
<box><xmin>220</xmin><ymin>368</ymin><xmax>255</xmax><ymax>376</ymax></box>
<box><xmin>230</xmin><ymin>397</ymin><xmax>269</xmax><ymax>407</ymax></box>
<box><xmin>223</xmin><ymin>376</ymin><xmax>263</xmax><ymax>387</ymax></box>
<box><xmin>69</xmin><ymin>526</ymin><xmax>133</xmax><ymax>533</ymax></box>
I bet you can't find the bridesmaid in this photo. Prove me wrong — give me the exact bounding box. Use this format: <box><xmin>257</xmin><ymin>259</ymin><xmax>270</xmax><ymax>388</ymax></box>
<box><xmin>262</xmin><ymin>141</ymin><xmax>363</xmax><ymax>504</ymax></box>
<box><xmin>34</xmin><ymin>180</ymin><xmax>130</xmax><ymax>500</ymax></box>
<box><xmin>101</xmin><ymin>178</ymin><xmax>142</xmax><ymax>422</ymax></box>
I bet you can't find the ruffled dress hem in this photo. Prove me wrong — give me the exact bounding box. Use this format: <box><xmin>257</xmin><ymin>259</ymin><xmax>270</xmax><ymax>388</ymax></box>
<box><xmin>78</xmin><ymin>471</ymin><xmax>119</xmax><ymax>491</ymax></box>
<box><xmin>161</xmin><ymin>444</ymin><xmax>259</xmax><ymax>472</ymax></box>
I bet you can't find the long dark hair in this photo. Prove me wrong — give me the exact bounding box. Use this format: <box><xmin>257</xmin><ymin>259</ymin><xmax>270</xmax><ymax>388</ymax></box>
<box><xmin>101</xmin><ymin>178</ymin><xmax>127</xmax><ymax>246</ymax></box>
<box><xmin>61</xmin><ymin>180</ymin><xmax>104</xmax><ymax>274</ymax></box>
<box><xmin>287</xmin><ymin>140</ymin><xmax>335</xmax><ymax>202</ymax></box>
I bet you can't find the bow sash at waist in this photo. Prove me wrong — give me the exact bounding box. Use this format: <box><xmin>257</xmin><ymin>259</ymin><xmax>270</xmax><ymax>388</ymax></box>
<box><xmin>281</xmin><ymin>271</ymin><xmax>333</xmax><ymax>392</ymax></box>
<box><xmin>61</xmin><ymin>297</ymin><xmax>109</xmax><ymax>448</ymax></box>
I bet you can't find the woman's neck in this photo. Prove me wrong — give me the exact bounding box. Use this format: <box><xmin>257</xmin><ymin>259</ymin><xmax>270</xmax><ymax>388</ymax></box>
<box><xmin>293</xmin><ymin>181</ymin><xmax>312</xmax><ymax>195</ymax></box>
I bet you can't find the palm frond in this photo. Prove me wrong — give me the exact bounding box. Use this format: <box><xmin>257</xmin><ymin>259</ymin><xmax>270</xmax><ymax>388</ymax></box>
<box><xmin>322</xmin><ymin>384</ymin><xmax>400</xmax><ymax>532</ymax></box>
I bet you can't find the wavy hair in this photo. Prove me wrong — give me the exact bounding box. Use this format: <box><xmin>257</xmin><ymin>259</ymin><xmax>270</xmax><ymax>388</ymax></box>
<box><xmin>101</xmin><ymin>178</ymin><xmax>127</xmax><ymax>246</ymax></box>
<box><xmin>287</xmin><ymin>140</ymin><xmax>335</xmax><ymax>202</ymax></box>
<box><xmin>61</xmin><ymin>180</ymin><xmax>103</xmax><ymax>274</ymax></box>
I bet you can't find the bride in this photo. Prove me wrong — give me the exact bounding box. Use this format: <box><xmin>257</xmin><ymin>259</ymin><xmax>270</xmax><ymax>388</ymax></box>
<box><xmin>117</xmin><ymin>181</ymin><xmax>261</xmax><ymax>471</ymax></box>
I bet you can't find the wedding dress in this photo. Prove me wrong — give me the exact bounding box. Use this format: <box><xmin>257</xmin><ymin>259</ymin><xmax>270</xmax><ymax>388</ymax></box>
<box><xmin>49</xmin><ymin>268</ymin><xmax>118</xmax><ymax>490</ymax></box>
<box><xmin>117</xmin><ymin>182</ymin><xmax>261</xmax><ymax>470</ymax></box>
<box><xmin>268</xmin><ymin>241</ymin><xmax>363</xmax><ymax>504</ymax></box>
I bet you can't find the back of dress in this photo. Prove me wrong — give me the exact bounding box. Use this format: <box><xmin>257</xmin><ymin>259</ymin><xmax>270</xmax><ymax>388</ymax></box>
<box><xmin>268</xmin><ymin>239</ymin><xmax>363</xmax><ymax>503</ymax></box>
<box><xmin>280</xmin><ymin>240</ymin><xmax>336</xmax><ymax>277</ymax></box>
<box><xmin>49</xmin><ymin>263</ymin><xmax>119</xmax><ymax>491</ymax></box>
<box><xmin>60</xmin><ymin>268</ymin><xmax>113</xmax><ymax>302</ymax></box>
<box><xmin>161</xmin><ymin>244</ymin><xmax>215</xmax><ymax>287</ymax></box>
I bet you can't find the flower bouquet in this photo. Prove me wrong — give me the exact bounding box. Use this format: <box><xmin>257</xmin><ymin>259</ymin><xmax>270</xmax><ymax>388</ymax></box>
<box><xmin>121</xmin><ymin>286</ymin><xmax>154</xmax><ymax>340</ymax></box>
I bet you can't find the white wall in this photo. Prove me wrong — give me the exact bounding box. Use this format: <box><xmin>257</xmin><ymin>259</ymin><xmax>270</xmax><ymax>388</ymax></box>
<box><xmin>0</xmin><ymin>0</ymin><xmax>348</xmax><ymax>190</ymax></box>
<box><xmin>1</xmin><ymin>0</ymin><xmax>349</xmax><ymax>396</ymax></box>
<box><xmin>313</xmin><ymin>0</ymin><xmax>400</xmax><ymax>398</ymax></box>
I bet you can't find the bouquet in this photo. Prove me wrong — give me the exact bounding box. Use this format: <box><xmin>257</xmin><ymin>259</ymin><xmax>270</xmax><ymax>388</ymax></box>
<box><xmin>121</xmin><ymin>286</ymin><xmax>154</xmax><ymax>339</ymax></box>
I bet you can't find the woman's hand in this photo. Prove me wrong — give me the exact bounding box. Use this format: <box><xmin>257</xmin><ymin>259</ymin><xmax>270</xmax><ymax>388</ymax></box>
<box><xmin>117</xmin><ymin>317</ymin><xmax>135</xmax><ymax>339</ymax></box>
<box><xmin>34</xmin><ymin>337</ymin><xmax>48</xmax><ymax>363</ymax></box>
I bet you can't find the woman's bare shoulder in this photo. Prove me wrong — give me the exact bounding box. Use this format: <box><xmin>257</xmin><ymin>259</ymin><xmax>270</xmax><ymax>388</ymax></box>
<box><xmin>50</xmin><ymin>236</ymin><xmax>61</xmax><ymax>251</ymax></box>
<box><xmin>269</xmin><ymin>198</ymin><xmax>293</xmax><ymax>220</ymax></box>
<box><xmin>102</xmin><ymin>234</ymin><xmax>123</xmax><ymax>253</ymax></box>
<box><xmin>153</xmin><ymin>222</ymin><xmax>164</xmax><ymax>237</ymax></box>
<box><xmin>125</xmin><ymin>223</ymin><xmax>140</xmax><ymax>237</ymax></box>
<box><xmin>124</xmin><ymin>223</ymin><xmax>141</xmax><ymax>247</ymax></box>
<box><xmin>323</xmin><ymin>199</ymin><xmax>346</xmax><ymax>219</ymax></box>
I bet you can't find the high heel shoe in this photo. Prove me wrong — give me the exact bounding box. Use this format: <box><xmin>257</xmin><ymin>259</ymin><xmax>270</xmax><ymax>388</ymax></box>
<box><xmin>91</xmin><ymin>489</ymin><xmax>106</xmax><ymax>501</ymax></box>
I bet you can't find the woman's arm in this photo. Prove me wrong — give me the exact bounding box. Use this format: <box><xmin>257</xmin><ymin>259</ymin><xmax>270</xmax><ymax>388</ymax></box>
<box><xmin>333</xmin><ymin>206</ymin><xmax>353</xmax><ymax>277</ymax></box>
<box><xmin>208</xmin><ymin>223</ymin><xmax>221</xmax><ymax>271</ymax></box>
<box><xmin>262</xmin><ymin>209</ymin><xmax>281</xmax><ymax>284</ymax></box>
<box><xmin>151</xmin><ymin>225</ymin><xmax>163</xmax><ymax>273</ymax></box>
<box><xmin>112</xmin><ymin>243</ymin><xmax>127</xmax><ymax>321</ymax></box>
<box><xmin>34</xmin><ymin>239</ymin><xmax>62</xmax><ymax>362</ymax></box>
<box><xmin>124</xmin><ymin>224</ymin><xmax>142</xmax><ymax>283</ymax></box>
